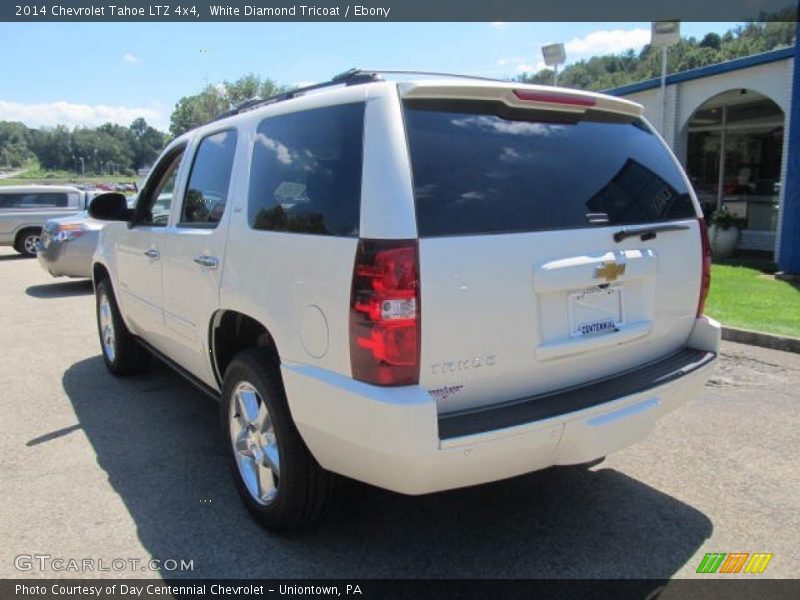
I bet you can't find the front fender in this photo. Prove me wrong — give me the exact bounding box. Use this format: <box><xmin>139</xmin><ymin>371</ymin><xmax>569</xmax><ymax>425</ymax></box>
<box><xmin>92</xmin><ymin>223</ymin><xmax>138</xmax><ymax>336</ymax></box>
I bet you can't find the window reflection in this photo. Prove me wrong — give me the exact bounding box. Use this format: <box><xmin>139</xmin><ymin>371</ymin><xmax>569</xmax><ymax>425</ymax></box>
<box><xmin>248</xmin><ymin>103</ymin><xmax>365</xmax><ymax>237</ymax></box>
<box><xmin>587</xmin><ymin>159</ymin><xmax>692</xmax><ymax>223</ymax></box>
<box><xmin>138</xmin><ymin>150</ymin><xmax>183</xmax><ymax>227</ymax></box>
<box><xmin>404</xmin><ymin>102</ymin><xmax>694</xmax><ymax>237</ymax></box>
<box><xmin>181</xmin><ymin>129</ymin><xmax>238</xmax><ymax>227</ymax></box>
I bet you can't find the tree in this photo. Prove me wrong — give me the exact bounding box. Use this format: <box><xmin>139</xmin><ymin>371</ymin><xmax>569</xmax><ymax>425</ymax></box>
<box><xmin>223</xmin><ymin>73</ymin><xmax>261</xmax><ymax>105</ymax></box>
<box><xmin>0</xmin><ymin>121</ymin><xmax>35</xmax><ymax>168</ymax></box>
<box><xmin>517</xmin><ymin>16</ymin><xmax>796</xmax><ymax>91</ymax></box>
<box><xmin>700</xmin><ymin>33</ymin><xmax>722</xmax><ymax>50</ymax></box>
<box><xmin>31</xmin><ymin>125</ymin><xmax>72</xmax><ymax>170</ymax></box>
<box><xmin>1</xmin><ymin>116</ymin><xmax>166</xmax><ymax>174</ymax></box>
<box><xmin>129</xmin><ymin>117</ymin><xmax>166</xmax><ymax>169</ymax></box>
<box><xmin>169</xmin><ymin>87</ymin><xmax>229</xmax><ymax>136</ymax></box>
<box><xmin>169</xmin><ymin>74</ymin><xmax>292</xmax><ymax>136</ymax></box>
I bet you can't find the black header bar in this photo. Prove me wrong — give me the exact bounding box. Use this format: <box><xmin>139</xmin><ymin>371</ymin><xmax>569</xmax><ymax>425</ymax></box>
<box><xmin>2</xmin><ymin>0</ymin><xmax>798</xmax><ymax>22</ymax></box>
<box><xmin>3</xmin><ymin>579</ymin><xmax>800</xmax><ymax>600</ymax></box>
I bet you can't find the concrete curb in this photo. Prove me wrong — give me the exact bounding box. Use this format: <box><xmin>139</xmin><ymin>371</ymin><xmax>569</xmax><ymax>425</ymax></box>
<box><xmin>722</xmin><ymin>326</ymin><xmax>800</xmax><ymax>354</ymax></box>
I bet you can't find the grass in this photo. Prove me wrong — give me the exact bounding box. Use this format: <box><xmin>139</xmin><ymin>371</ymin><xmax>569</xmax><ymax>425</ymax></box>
<box><xmin>706</xmin><ymin>260</ymin><xmax>800</xmax><ymax>338</ymax></box>
<box><xmin>0</xmin><ymin>167</ymin><xmax>135</xmax><ymax>187</ymax></box>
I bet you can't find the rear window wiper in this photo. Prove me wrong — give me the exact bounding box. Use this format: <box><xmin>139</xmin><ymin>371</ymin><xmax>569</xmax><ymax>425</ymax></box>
<box><xmin>613</xmin><ymin>223</ymin><xmax>691</xmax><ymax>243</ymax></box>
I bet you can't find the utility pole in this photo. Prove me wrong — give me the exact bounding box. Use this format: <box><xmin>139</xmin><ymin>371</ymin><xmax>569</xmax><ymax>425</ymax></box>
<box><xmin>650</xmin><ymin>21</ymin><xmax>680</xmax><ymax>137</ymax></box>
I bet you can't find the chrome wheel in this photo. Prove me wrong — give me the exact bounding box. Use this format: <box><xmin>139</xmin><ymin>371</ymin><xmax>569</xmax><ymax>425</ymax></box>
<box><xmin>98</xmin><ymin>292</ymin><xmax>116</xmax><ymax>363</ymax></box>
<box><xmin>23</xmin><ymin>234</ymin><xmax>39</xmax><ymax>256</ymax></box>
<box><xmin>229</xmin><ymin>382</ymin><xmax>280</xmax><ymax>505</ymax></box>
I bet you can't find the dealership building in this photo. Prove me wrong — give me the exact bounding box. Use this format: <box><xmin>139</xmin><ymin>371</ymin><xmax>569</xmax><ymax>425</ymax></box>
<box><xmin>606</xmin><ymin>39</ymin><xmax>800</xmax><ymax>274</ymax></box>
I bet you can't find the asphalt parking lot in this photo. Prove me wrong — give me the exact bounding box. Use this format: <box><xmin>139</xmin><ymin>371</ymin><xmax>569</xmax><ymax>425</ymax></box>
<box><xmin>1</xmin><ymin>246</ymin><xmax>798</xmax><ymax>580</ymax></box>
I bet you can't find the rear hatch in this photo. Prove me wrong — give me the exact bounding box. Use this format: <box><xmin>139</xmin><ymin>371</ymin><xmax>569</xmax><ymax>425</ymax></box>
<box><xmin>400</xmin><ymin>82</ymin><xmax>704</xmax><ymax>414</ymax></box>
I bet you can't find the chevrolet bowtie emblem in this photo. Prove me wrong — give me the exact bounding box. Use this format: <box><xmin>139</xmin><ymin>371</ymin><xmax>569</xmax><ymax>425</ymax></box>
<box><xmin>594</xmin><ymin>261</ymin><xmax>626</xmax><ymax>282</ymax></box>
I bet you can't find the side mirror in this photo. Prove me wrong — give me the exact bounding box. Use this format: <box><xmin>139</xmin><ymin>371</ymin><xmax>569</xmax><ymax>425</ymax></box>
<box><xmin>89</xmin><ymin>192</ymin><xmax>133</xmax><ymax>221</ymax></box>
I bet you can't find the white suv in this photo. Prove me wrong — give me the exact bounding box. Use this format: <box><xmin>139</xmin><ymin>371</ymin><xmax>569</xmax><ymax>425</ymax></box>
<box><xmin>89</xmin><ymin>70</ymin><xmax>720</xmax><ymax>531</ymax></box>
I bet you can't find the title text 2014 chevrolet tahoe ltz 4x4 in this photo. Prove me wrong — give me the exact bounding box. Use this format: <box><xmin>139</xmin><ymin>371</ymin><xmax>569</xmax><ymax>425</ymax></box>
<box><xmin>89</xmin><ymin>72</ymin><xmax>720</xmax><ymax>531</ymax></box>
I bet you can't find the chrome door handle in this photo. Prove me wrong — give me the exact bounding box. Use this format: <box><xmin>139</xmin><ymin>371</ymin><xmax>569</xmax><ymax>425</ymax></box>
<box><xmin>143</xmin><ymin>249</ymin><xmax>160</xmax><ymax>259</ymax></box>
<box><xmin>193</xmin><ymin>255</ymin><xmax>219</xmax><ymax>269</ymax></box>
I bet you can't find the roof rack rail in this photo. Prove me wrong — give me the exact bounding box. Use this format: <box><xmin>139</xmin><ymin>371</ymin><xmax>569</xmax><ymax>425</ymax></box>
<box><xmin>338</xmin><ymin>69</ymin><xmax>506</xmax><ymax>83</ymax></box>
<box><xmin>210</xmin><ymin>68</ymin><xmax>506</xmax><ymax>124</ymax></box>
<box><xmin>212</xmin><ymin>69</ymin><xmax>381</xmax><ymax>123</ymax></box>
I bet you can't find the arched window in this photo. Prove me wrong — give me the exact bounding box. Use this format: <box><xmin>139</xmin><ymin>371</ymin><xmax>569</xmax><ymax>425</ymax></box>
<box><xmin>686</xmin><ymin>90</ymin><xmax>784</xmax><ymax>234</ymax></box>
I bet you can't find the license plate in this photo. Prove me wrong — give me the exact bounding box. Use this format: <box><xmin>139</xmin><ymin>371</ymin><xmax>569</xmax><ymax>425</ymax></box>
<box><xmin>569</xmin><ymin>286</ymin><xmax>623</xmax><ymax>338</ymax></box>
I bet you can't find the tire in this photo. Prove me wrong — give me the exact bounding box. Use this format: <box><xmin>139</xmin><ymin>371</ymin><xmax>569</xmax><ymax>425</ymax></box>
<box><xmin>221</xmin><ymin>348</ymin><xmax>337</xmax><ymax>532</ymax></box>
<box><xmin>95</xmin><ymin>278</ymin><xmax>150</xmax><ymax>376</ymax></box>
<box><xmin>14</xmin><ymin>228</ymin><xmax>41</xmax><ymax>258</ymax></box>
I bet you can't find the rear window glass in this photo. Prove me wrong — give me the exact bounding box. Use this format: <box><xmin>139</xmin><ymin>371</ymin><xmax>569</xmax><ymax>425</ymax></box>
<box><xmin>0</xmin><ymin>193</ymin><xmax>69</xmax><ymax>209</ymax></box>
<box><xmin>248</xmin><ymin>102</ymin><xmax>365</xmax><ymax>237</ymax></box>
<box><xmin>403</xmin><ymin>101</ymin><xmax>695</xmax><ymax>237</ymax></box>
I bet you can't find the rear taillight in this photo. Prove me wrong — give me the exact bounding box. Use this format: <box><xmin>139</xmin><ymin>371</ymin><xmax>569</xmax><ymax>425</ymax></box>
<box><xmin>350</xmin><ymin>239</ymin><xmax>420</xmax><ymax>386</ymax></box>
<box><xmin>54</xmin><ymin>223</ymin><xmax>87</xmax><ymax>242</ymax></box>
<box><xmin>697</xmin><ymin>218</ymin><xmax>712</xmax><ymax>316</ymax></box>
<box><xmin>513</xmin><ymin>89</ymin><xmax>597</xmax><ymax>107</ymax></box>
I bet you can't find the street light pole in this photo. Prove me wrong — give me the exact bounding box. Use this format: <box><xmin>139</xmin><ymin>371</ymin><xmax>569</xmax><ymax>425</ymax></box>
<box><xmin>541</xmin><ymin>43</ymin><xmax>566</xmax><ymax>88</ymax></box>
<box><xmin>651</xmin><ymin>21</ymin><xmax>680</xmax><ymax>137</ymax></box>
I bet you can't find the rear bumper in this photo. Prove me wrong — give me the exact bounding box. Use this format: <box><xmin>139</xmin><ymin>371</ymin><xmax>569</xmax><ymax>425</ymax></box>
<box><xmin>36</xmin><ymin>236</ymin><xmax>94</xmax><ymax>278</ymax></box>
<box><xmin>283</xmin><ymin>316</ymin><xmax>721</xmax><ymax>495</ymax></box>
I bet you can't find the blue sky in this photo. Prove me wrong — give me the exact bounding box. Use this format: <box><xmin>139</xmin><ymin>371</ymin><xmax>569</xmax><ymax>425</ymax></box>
<box><xmin>0</xmin><ymin>22</ymin><xmax>739</xmax><ymax>131</ymax></box>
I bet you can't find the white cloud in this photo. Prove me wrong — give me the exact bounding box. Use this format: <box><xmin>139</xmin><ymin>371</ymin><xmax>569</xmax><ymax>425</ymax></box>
<box><xmin>516</xmin><ymin>61</ymin><xmax>547</xmax><ymax>73</ymax></box>
<box><xmin>497</xmin><ymin>56</ymin><xmax>547</xmax><ymax>74</ymax></box>
<box><xmin>496</xmin><ymin>56</ymin><xmax>525</xmax><ymax>67</ymax></box>
<box><xmin>498</xmin><ymin>28</ymin><xmax>649</xmax><ymax>77</ymax></box>
<box><xmin>452</xmin><ymin>116</ymin><xmax>563</xmax><ymax>137</ymax></box>
<box><xmin>255</xmin><ymin>133</ymin><xmax>292</xmax><ymax>165</ymax></box>
<box><xmin>123</xmin><ymin>52</ymin><xmax>139</xmax><ymax>64</ymax></box>
<box><xmin>0</xmin><ymin>99</ymin><xmax>166</xmax><ymax>131</ymax></box>
<box><xmin>563</xmin><ymin>28</ymin><xmax>650</xmax><ymax>57</ymax></box>
<box><xmin>491</xmin><ymin>22</ymin><xmax>505</xmax><ymax>27</ymax></box>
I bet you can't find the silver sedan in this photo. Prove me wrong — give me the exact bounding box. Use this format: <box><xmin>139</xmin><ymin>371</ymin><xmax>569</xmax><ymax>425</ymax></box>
<box><xmin>37</xmin><ymin>195</ymin><xmax>136</xmax><ymax>279</ymax></box>
<box><xmin>36</xmin><ymin>211</ymin><xmax>103</xmax><ymax>278</ymax></box>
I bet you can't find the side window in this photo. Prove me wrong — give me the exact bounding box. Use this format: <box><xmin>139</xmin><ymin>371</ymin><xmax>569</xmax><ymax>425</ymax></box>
<box><xmin>180</xmin><ymin>129</ymin><xmax>238</xmax><ymax>227</ymax></box>
<box><xmin>0</xmin><ymin>194</ymin><xmax>25</xmax><ymax>208</ymax></box>
<box><xmin>248</xmin><ymin>102</ymin><xmax>365</xmax><ymax>237</ymax></box>
<box><xmin>35</xmin><ymin>194</ymin><xmax>68</xmax><ymax>207</ymax></box>
<box><xmin>136</xmin><ymin>148</ymin><xmax>184</xmax><ymax>226</ymax></box>
<box><xmin>0</xmin><ymin>193</ymin><xmax>68</xmax><ymax>208</ymax></box>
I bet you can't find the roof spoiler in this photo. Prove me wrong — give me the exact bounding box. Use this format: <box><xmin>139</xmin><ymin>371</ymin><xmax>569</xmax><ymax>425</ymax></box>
<box><xmin>398</xmin><ymin>81</ymin><xmax>644</xmax><ymax>118</ymax></box>
<box><xmin>211</xmin><ymin>68</ymin><xmax>643</xmax><ymax>123</ymax></box>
